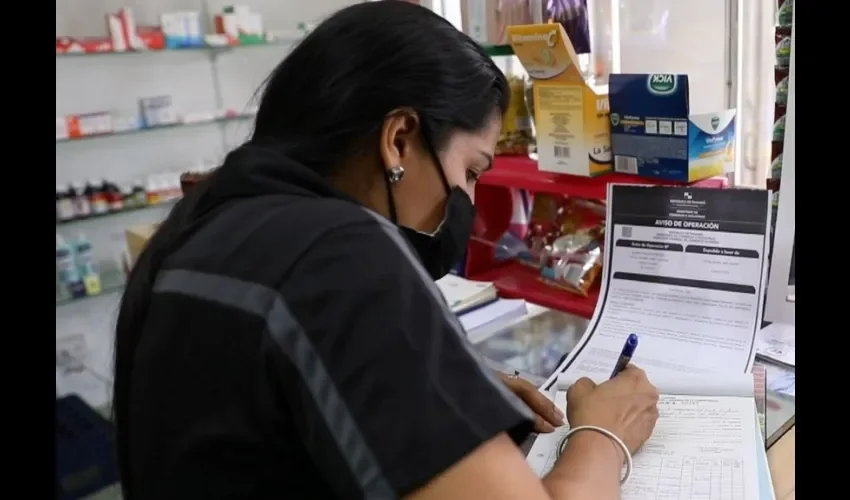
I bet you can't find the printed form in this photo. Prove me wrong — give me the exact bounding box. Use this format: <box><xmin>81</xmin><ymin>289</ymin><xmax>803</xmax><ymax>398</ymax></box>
<box><xmin>545</xmin><ymin>185</ymin><xmax>771</xmax><ymax>386</ymax></box>
<box><xmin>527</xmin><ymin>186</ymin><xmax>771</xmax><ymax>499</ymax></box>
<box><xmin>530</xmin><ymin>376</ymin><xmax>760</xmax><ymax>500</ymax></box>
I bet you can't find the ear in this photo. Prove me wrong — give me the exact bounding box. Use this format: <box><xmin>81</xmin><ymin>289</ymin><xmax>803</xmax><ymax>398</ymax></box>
<box><xmin>379</xmin><ymin>109</ymin><xmax>421</xmax><ymax>174</ymax></box>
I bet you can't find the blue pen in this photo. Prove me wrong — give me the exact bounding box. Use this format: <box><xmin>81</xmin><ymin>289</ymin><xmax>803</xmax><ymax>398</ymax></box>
<box><xmin>610</xmin><ymin>334</ymin><xmax>639</xmax><ymax>379</ymax></box>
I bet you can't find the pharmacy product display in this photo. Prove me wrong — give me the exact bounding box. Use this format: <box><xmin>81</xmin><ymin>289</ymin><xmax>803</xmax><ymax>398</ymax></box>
<box><xmin>490</xmin><ymin>191</ymin><xmax>606</xmax><ymax>298</ymax></box>
<box><xmin>55</xmin><ymin>5</ymin><xmax>289</xmax><ymax>55</ymax></box>
<box><xmin>56</xmin><ymin>102</ymin><xmax>257</xmax><ymax>142</ymax></box>
<box><xmin>56</xmin><ymin>173</ymin><xmax>183</xmax><ymax>224</ymax></box>
<box><xmin>56</xmin><ymin>234</ymin><xmax>125</xmax><ymax>303</ymax></box>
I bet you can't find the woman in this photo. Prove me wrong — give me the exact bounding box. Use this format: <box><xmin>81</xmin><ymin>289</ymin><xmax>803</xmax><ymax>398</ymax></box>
<box><xmin>114</xmin><ymin>2</ymin><xmax>659</xmax><ymax>499</ymax></box>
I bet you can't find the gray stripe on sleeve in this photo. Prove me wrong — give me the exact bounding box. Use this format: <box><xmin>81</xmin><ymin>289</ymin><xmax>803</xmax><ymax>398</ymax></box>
<box><xmin>154</xmin><ymin>269</ymin><xmax>395</xmax><ymax>499</ymax></box>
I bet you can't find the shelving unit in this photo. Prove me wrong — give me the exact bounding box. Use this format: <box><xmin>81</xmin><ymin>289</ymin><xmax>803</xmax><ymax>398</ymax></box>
<box><xmin>55</xmin><ymin>9</ymin><xmax>297</xmax><ymax>317</ymax></box>
<box><xmin>56</xmin><ymin>113</ymin><xmax>253</xmax><ymax>144</ymax></box>
<box><xmin>55</xmin><ymin>38</ymin><xmax>294</xmax><ymax>58</ymax></box>
<box><xmin>56</xmin><ymin>285</ymin><xmax>124</xmax><ymax>306</ymax></box>
<box><xmin>56</xmin><ymin>198</ymin><xmax>179</xmax><ymax>227</ymax></box>
<box><xmin>470</xmin><ymin>156</ymin><xmax>730</xmax><ymax>318</ymax></box>
<box><xmin>57</xmin><ymin>40</ymin><xmax>513</xmax><ymax>58</ymax></box>
<box><xmin>480</xmin><ymin>156</ymin><xmax>728</xmax><ymax>200</ymax></box>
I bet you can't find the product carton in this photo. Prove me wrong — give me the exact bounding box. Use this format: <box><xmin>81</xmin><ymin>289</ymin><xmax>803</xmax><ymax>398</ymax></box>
<box><xmin>507</xmin><ymin>24</ymin><xmax>612</xmax><ymax>177</ymax></box>
<box><xmin>216</xmin><ymin>6</ymin><xmax>265</xmax><ymax>45</ymax></box>
<box><xmin>106</xmin><ymin>8</ymin><xmax>145</xmax><ymax>52</ymax></box>
<box><xmin>126</xmin><ymin>224</ymin><xmax>159</xmax><ymax>265</ymax></box>
<box><xmin>608</xmin><ymin>74</ymin><xmax>736</xmax><ymax>182</ymax></box>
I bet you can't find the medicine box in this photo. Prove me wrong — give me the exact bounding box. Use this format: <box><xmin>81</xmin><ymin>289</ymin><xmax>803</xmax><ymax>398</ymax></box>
<box><xmin>608</xmin><ymin>74</ymin><xmax>736</xmax><ymax>183</ymax></box>
<box><xmin>507</xmin><ymin>23</ymin><xmax>612</xmax><ymax>177</ymax></box>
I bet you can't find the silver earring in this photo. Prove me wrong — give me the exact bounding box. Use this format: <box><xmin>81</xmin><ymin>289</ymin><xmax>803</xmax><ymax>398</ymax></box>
<box><xmin>387</xmin><ymin>165</ymin><xmax>405</xmax><ymax>184</ymax></box>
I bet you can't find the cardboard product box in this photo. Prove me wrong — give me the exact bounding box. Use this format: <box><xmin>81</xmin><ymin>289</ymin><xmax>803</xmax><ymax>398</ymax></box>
<box><xmin>508</xmin><ymin>23</ymin><xmax>612</xmax><ymax>177</ymax></box>
<box><xmin>608</xmin><ymin>74</ymin><xmax>736</xmax><ymax>182</ymax></box>
<box><xmin>126</xmin><ymin>223</ymin><xmax>158</xmax><ymax>265</ymax></box>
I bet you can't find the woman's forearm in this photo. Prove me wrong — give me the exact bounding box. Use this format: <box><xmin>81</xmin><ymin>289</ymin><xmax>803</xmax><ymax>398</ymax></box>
<box><xmin>541</xmin><ymin>432</ymin><xmax>623</xmax><ymax>500</ymax></box>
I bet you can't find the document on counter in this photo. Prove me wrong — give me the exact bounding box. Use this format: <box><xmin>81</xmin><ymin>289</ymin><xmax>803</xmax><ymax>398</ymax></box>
<box><xmin>540</xmin><ymin>186</ymin><xmax>772</xmax><ymax>391</ymax></box>
<box><xmin>529</xmin><ymin>374</ymin><xmax>761</xmax><ymax>500</ymax></box>
<box><xmin>755</xmin><ymin>323</ymin><xmax>795</xmax><ymax>369</ymax></box>
<box><xmin>460</xmin><ymin>298</ymin><xmax>528</xmax><ymax>344</ymax></box>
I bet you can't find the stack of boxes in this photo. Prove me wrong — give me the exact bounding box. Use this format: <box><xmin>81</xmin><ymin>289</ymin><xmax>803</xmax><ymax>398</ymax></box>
<box><xmin>507</xmin><ymin>22</ymin><xmax>736</xmax><ymax>184</ymax></box>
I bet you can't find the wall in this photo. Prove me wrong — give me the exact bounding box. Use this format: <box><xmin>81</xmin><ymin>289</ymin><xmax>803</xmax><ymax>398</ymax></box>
<box><xmin>56</xmin><ymin>0</ymin><xmax>358</xmax><ymax>406</ymax></box>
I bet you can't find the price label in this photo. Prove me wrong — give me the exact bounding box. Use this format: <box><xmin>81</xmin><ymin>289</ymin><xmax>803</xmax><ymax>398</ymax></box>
<box><xmin>83</xmin><ymin>275</ymin><xmax>102</xmax><ymax>296</ymax></box>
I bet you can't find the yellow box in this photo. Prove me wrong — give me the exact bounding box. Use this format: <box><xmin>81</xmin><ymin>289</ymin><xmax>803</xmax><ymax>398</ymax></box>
<box><xmin>508</xmin><ymin>24</ymin><xmax>612</xmax><ymax>177</ymax></box>
<box><xmin>125</xmin><ymin>223</ymin><xmax>159</xmax><ymax>265</ymax></box>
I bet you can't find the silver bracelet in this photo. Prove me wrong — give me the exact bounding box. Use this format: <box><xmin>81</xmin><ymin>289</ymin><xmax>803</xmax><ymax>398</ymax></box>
<box><xmin>557</xmin><ymin>425</ymin><xmax>633</xmax><ymax>485</ymax></box>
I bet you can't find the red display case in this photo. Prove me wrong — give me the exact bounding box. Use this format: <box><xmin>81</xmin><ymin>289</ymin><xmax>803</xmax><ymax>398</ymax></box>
<box><xmin>465</xmin><ymin>156</ymin><xmax>728</xmax><ymax>318</ymax></box>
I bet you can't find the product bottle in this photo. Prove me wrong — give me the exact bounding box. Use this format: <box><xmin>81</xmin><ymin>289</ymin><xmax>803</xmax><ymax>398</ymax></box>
<box><xmin>105</xmin><ymin>180</ymin><xmax>124</xmax><ymax>212</ymax></box>
<box><xmin>56</xmin><ymin>234</ymin><xmax>86</xmax><ymax>299</ymax></box>
<box><xmin>56</xmin><ymin>185</ymin><xmax>75</xmax><ymax>222</ymax></box>
<box><xmin>132</xmin><ymin>181</ymin><xmax>148</xmax><ymax>206</ymax></box>
<box><xmin>121</xmin><ymin>184</ymin><xmax>136</xmax><ymax>209</ymax></box>
<box><xmin>73</xmin><ymin>232</ymin><xmax>102</xmax><ymax>296</ymax></box>
<box><xmin>70</xmin><ymin>181</ymin><xmax>92</xmax><ymax>218</ymax></box>
<box><xmin>146</xmin><ymin>177</ymin><xmax>161</xmax><ymax>205</ymax></box>
<box><xmin>87</xmin><ymin>178</ymin><xmax>109</xmax><ymax>215</ymax></box>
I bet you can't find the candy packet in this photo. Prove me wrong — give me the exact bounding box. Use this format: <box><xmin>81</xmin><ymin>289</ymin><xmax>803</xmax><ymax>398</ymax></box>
<box><xmin>491</xmin><ymin>191</ymin><xmax>606</xmax><ymax>296</ymax></box>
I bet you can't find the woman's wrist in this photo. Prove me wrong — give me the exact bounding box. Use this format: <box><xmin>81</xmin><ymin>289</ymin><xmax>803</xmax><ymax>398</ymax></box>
<box><xmin>543</xmin><ymin>430</ymin><xmax>624</xmax><ymax>499</ymax></box>
<box><xmin>563</xmin><ymin>430</ymin><xmax>625</xmax><ymax>469</ymax></box>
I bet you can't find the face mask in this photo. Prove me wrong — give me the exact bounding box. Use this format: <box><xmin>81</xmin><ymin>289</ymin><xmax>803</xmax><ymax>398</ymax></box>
<box><xmin>398</xmin><ymin>186</ymin><xmax>476</xmax><ymax>280</ymax></box>
<box><xmin>384</xmin><ymin>138</ymin><xmax>477</xmax><ymax>280</ymax></box>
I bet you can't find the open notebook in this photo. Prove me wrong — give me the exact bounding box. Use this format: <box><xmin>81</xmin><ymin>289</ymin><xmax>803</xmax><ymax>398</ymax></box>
<box><xmin>435</xmin><ymin>275</ymin><xmax>498</xmax><ymax>314</ymax></box>
<box><xmin>528</xmin><ymin>373</ymin><xmax>772</xmax><ymax>500</ymax></box>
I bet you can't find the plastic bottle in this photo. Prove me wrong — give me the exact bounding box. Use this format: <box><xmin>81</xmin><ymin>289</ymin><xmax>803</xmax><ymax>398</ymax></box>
<box><xmin>121</xmin><ymin>184</ymin><xmax>136</xmax><ymax>209</ymax></box>
<box><xmin>56</xmin><ymin>185</ymin><xmax>75</xmax><ymax>222</ymax></box>
<box><xmin>56</xmin><ymin>234</ymin><xmax>86</xmax><ymax>299</ymax></box>
<box><xmin>146</xmin><ymin>177</ymin><xmax>161</xmax><ymax>205</ymax></box>
<box><xmin>132</xmin><ymin>181</ymin><xmax>148</xmax><ymax>206</ymax></box>
<box><xmin>87</xmin><ymin>178</ymin><xmax>109</xmax><ymax>215</ymax></box>
<box><xmin>70</xmin><ymin>181</ymin><xmax>92</xmax><ymax>218</ymax></box>
<box><xmin>104</xmin><ymin>179</ymin><xmax>124</xmax><ymax>212</ymax></box>
<box><xmin>74</xmin><ymin>232</ymin><xmax>102</xmax><ymax>296</ymax></box>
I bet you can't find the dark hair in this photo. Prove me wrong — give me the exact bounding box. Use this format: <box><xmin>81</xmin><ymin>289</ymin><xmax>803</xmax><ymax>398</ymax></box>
<box><xmin>113</xmin><ymin>2</ymin><xmax>508</xmax><ymax>497</ymax></box>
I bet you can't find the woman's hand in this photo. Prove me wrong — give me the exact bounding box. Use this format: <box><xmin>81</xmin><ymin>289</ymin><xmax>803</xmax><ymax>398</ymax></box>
<box><xmin>498</xmin><ymin>372</ymin><xmax>565</xmax><ymax>433</ymax></box>
<box><xmin>565</xmin><ymin>365</ymin><xmax>660</xmax><ymax>456</ymax></box>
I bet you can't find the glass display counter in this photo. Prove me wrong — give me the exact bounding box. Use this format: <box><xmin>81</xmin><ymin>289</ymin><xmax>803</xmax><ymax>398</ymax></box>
<box><xmin>472</xmin><ymin>306</ymin><xmax>796</xmax><ymax>447</ymax></box>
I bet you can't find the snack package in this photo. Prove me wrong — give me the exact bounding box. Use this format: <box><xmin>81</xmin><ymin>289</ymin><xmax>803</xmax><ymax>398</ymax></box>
<box><xmin>775</xmin><ymin>30</ymin><xmax>792</xmax><ymax>68</ymax></box>
<box><xmin>777</xmin><ymin>0</ymin><xmax>794</xmax><ymax>27</ymax></box>
<box><xmin>496</xmin><ymin>75</ymin><xmax>534</xmax><ymax>156</ymax></box>
<box><xmin>771</xmin><ymin>154</ymin><xmax>783</xmax><ymax>180</ymax></box>
<box><xmin>772</xmin><ymin>115</ymin><xmax>786</xmax><ymax>142</ymax></box>
<box><xmin>497</xmin><ymin>193</ymin><xmax>606</xmax><ymax>296</ymax></box>
<box><xmin>775</xmin><ymin>75</ymin><xmax>789</xmax><ymax>106</ymax></box>
<box><xmin>534</xmin><ymin>197</ymin><xmax>605</xmax><ymax>296</ymax></box>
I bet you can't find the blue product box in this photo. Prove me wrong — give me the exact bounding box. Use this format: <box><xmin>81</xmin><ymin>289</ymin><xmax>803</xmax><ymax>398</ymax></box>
<box><xmin>608</xmin><ymin>74</ymin><xmax>736</xmax><ymax>182</ymax></box>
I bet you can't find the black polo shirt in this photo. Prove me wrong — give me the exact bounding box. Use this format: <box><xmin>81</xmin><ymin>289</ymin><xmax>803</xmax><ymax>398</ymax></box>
<box><xmin>125</xmin><ymin>143</ymin><xmax>534</xmax><ymax>499</ymax></box>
